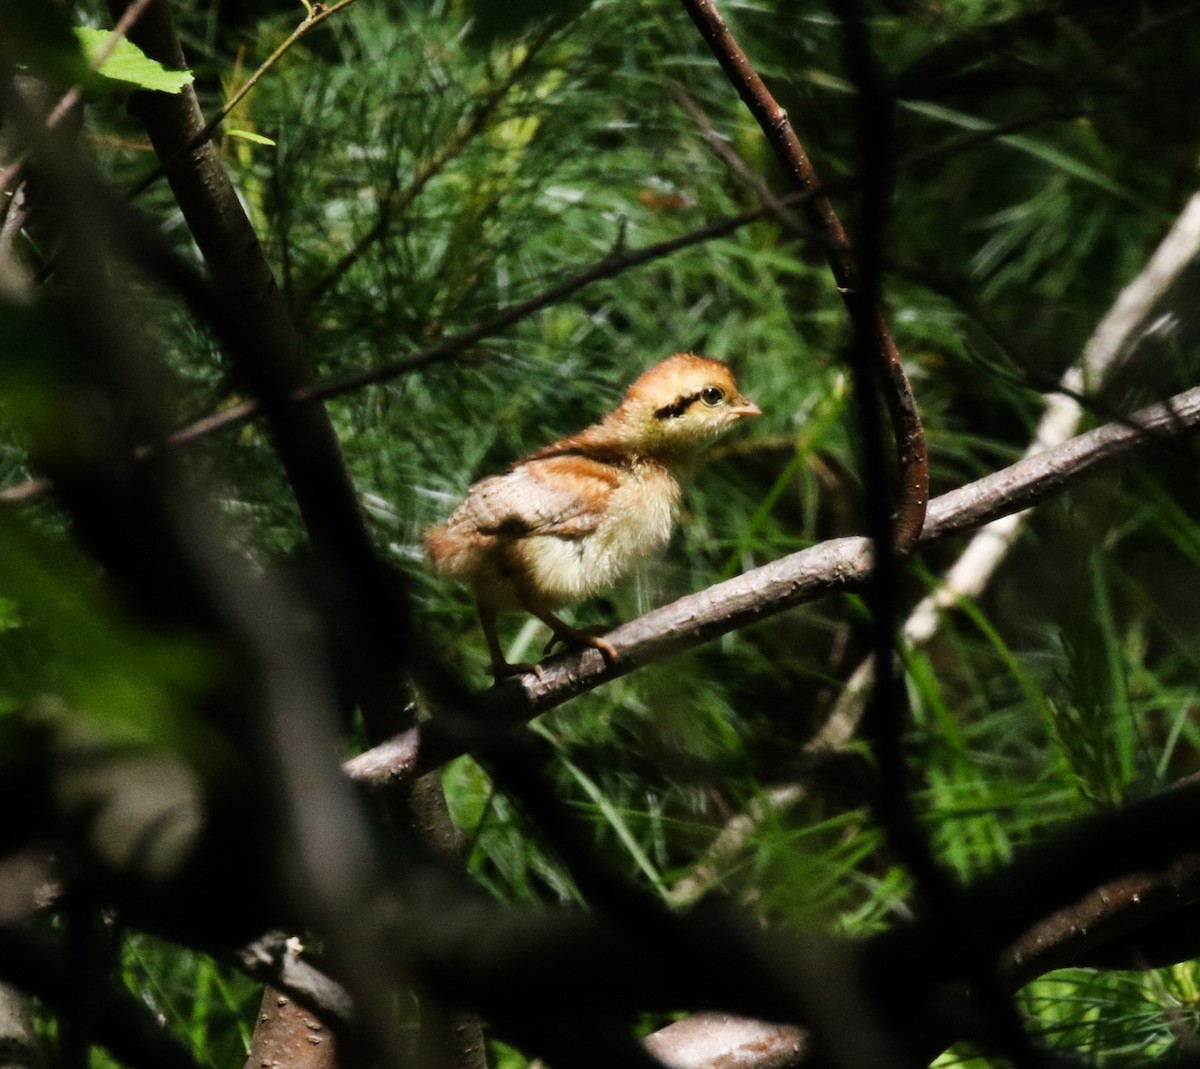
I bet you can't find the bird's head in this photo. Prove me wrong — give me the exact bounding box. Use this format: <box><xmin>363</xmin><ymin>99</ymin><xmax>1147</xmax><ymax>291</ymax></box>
<box><xmin>610</xmin><ymin>353</ymin><xmax>761</xmax><ymax>457</ymax></box>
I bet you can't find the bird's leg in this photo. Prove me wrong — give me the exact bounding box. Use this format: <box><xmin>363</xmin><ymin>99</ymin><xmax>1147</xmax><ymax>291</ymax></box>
<box><xmin>476</xmin><ymin>599</ymin><xmax>542</xmax><ymax>680</ymax></box>
<box><xmin>521</xmin><ymin>599</ymin><xmax>618</xmax><ymax>664</ymax></box>
<box><xmin>541</xmin><ymin>625</ymin><xmax>611</xmax><ymax>657</ymax></box>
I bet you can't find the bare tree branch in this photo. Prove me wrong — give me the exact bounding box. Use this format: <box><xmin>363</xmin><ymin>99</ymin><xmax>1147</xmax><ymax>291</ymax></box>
<box><xmin>233</xmin><ymin>777</ymin><xmax>1200</xmax><ymax>1069</ymax></box>
<box><xmin>644</xmin><ymin>1014</ymin><xmax>807</xmax><ymax>1069</ymax></box>
<box><xmin>644</xmin><ymin>780</ymin><xmax>1200</xmax><ymax>1069</ymax></box>
<box><xmin>242</xmin><ymin>987</ymin><xmax>340</xmax><ymax>1069</ymax></box>
<box><xmin>108</xmin><ymin>0</ymin><xmax>381</xmax><ymax>580</ymax></box>
<box><xmin>345</xmin><ymin>382</ymin><xmax>1200</xmax><ymax>788</ymax></box>
<box><xmin>820</xmin><ymin>183</ymin><xmax>1200</xmax><ymax>754</ymax></box>
<box><xmin>679</xmin><ymin>0</ymin><xmax>928</xmax><ymax>552</ymax></box>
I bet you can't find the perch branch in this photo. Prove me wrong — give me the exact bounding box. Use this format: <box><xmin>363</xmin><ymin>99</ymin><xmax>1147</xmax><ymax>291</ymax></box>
<box><xmin>344</xmin><ymin>382</ymin><xmax>1200</xmax><ymax>788</ymax></box>
<box><xmin>820</xmin><ymin>184</ymin><xmax>1200</xmax><ymax>750</ymax></box>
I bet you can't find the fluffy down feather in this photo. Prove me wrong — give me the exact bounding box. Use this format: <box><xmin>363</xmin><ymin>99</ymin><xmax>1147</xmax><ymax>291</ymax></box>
<box><xmin>426</xmin><ymin>353</ymin><xmax>760</xmax><ymax>677</ymax></box>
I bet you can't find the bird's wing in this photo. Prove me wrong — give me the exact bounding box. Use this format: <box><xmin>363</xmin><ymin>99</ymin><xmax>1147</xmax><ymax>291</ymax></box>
<box><xmin>459</xmin><ymin>455</ymin><xmax>620</xmax><ymax>540</ymax></box>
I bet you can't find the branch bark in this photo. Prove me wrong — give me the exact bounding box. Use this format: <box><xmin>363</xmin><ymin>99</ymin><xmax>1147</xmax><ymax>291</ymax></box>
<box><xmin>233</xmin><ymin>777</ymin><xmax>1200</xmax><ymax>1069</ymax></box>
<box><xmin>679</xmin><ymin>0</ymin><xmax>927</xmax><ymax>552</ymax></box>
<box><xmin>243</xmin><ymin>987</ymin><xmax>340</xmax><ymax>1069</ymax></box>
<box><xmin>345</xmin><ymin>382</ymin><xmax>1200</xmax><ymax>789</ymax></box>
<box><xmin>107</xmin><ymin>5</ymin><xmax>476</xmax><ymax>1067</ymax></box>
<box><xmin>107</xmin><ymin>0</ymin><xmax>381</xmax><ymax>585</ymax></box>
<box><xmin>822</xmin><ymin>184</ymin><xmax>1200</xmax><ymax>752</ymax></box>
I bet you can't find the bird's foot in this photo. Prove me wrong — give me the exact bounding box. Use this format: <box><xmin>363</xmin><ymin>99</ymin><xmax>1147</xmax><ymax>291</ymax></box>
<box><xmin>489</xmin><ymin>660</ymin><xmax>545</xmax><ymax>681</ymax></box>
<box><xmin>543</xmin><ymin>626</ymin><xmax>618</xmax><ymax>664</ymax></box>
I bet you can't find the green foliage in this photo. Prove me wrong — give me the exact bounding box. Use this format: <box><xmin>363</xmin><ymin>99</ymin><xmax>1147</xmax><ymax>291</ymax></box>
<box><xmin>119</xmin><ymin>936</ymin><xmax>258</xmax><ymax>1067</ymax></box>
<box><xmin>75</xmin><ymin>27</ymin><xmax>194</xmax><ymax>93</ymax></box>
<box><xmin>5</xmin><ymin>0</ymin><xmax>1200</xmax><ymax>1065</ymax></box>
<box><xmin>939</xmin><ymin>963</ymin><xmax>1200</xmax><ymax>1066</ymax></box>
<box><xmin>0</xmin><ymin>5</ymin><xmax>193</xmax><ymax>92</ymax></box>
<box><xmin>31</xmin><ymin>935</ymin><xmax>259</xmax><ymax>1068</ymax></box>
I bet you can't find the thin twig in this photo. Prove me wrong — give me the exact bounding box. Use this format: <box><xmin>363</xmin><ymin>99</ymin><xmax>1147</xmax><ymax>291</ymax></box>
<box><xmin>669</xmin><ymin>85</ymin><xmax>795</xmax><ymax>221</ymax></box>
<box><xmin>679</xmin><ymin>0</ymin><xmax>928</xmax><ymax>552</ymax></box>
<box><xmin>125</xmin><ymin>0</ymin><xmax>362</xmax><ymax>200</ymax></box>
<box><xmin>0</xmin><ymin>195</ymin><xmax>794</xmax><ymax>507</ymax></box>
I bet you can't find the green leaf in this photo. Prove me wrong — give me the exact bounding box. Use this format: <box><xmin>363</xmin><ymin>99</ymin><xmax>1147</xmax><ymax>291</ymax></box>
<box><xmin>75</xmin><ymin>27</ymin><xmax>193</xmax><ymax>94</ymax></box>
<box><xmin>224</xmin><ymin>128</ymin><xmax>276</xmax><ymax>147</ymax></box>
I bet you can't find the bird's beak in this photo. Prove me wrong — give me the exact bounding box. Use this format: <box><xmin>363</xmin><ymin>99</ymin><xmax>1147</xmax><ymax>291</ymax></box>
<box><xmin>729</xmin><ymin>396</ymin><xmax>762</xmax><ymax>419</ymax></box>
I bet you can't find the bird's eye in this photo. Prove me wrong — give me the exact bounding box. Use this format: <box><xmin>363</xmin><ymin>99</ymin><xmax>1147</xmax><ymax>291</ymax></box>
<box><xmin>701</xmin><ymin>386</ymin><xmax>725</xmax><ymax>406</ymax></box>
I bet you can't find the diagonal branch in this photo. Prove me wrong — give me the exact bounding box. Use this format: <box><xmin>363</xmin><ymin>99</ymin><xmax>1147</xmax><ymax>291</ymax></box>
<box><xmin>679</xmin><ymin>0</ymin><xmax>928</xmax><ymax>552</ymax></box>
<box><xmin>108</xmin><ymin>0</ymin><xmax>376</xmax><ymax>576</ymax></box>
<box><xmin>106</xmin><ymin>3</ymin><xmax>438</xmax><ymax>1064</ymax></box>
<box><xmin>344</xmin><ymin>382</ymin><xmax>1200</xmax><ymax>789</ymax></box>
<box><xmin>820</xmin><ymin>184</ymin><xmax>1200</xmax><ymax>750</ymax></box>
<box><xmin>0</xmin><ymin>194</ymin><xmax>806</xmax><ymax>508</ymax></box>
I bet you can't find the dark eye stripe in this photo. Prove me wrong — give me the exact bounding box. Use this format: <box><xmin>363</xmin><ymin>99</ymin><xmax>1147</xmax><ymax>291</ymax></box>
<box><xmin>654</xmin><ymin>391</ymin><xmax>702</xmax><ymax>420</ymax></box>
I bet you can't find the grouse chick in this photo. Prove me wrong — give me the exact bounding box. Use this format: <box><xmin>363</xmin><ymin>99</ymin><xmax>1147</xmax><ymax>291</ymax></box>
<box><xmin>425</xmin><ymin>353</ymin><xmax>761</xmax><ymax>677</ymax></box>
